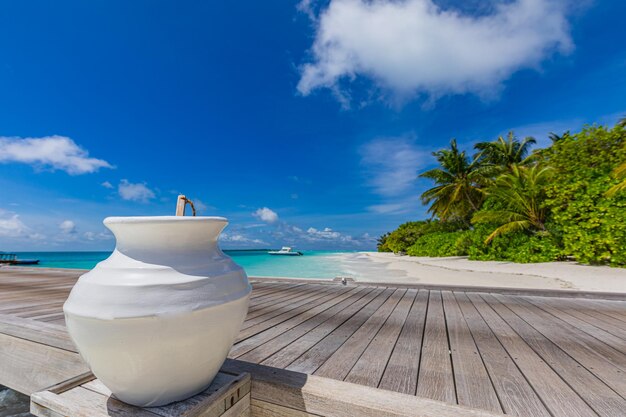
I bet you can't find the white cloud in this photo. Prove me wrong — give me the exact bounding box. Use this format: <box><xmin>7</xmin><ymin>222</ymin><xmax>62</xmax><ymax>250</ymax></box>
<box><xmin>298</xmin><ymin>0</ymin><xmax>573</xmax><ymax>105</ymax></box>
<box><xmin>118</xmin><ymin>180</ymin><xmax>156</xmax><ymax>202</ymax></box>
<box><xmin>361</xmin><ymin>136</ymin><xmax>428</xmax><ymax>197</ymax></box>
<box><xmin>307</xmin><ymin>227</ymin><xmax>342</xmax><ymax>240</ymax></box>
<box><xmin>59</xmin><ymin>220</ymin><xmax>76</xmax><ymax>234</ymax></box>
<box><xmin>83</xmin><ymin>231</ymin><xmax>113</xmax><ymax>241</ymax></box>
<box><xmin>0</xmin><ymin>212</ymin><xmax>30</xmax><ymax>238</ymax></box>
<box><xmin>0</xmin><ymin>135</ymin><xmax>113</xmax><ymax>174</ymax></box>
<box><xmin>253</xmin><ymin>207</ymin><xmax>279</xmax><ymax>224</ymax></box>
<box><xmin>0</xmin><ymin>210</ymin><xmax>44</xmax><ymax>240</ymax></box>
<box><xmin>101</xmin><ymin>181</ymin><xmax>114</xmax><ymax>189</ymax></box>
<box><xmin>220</xmin><ymin>232</ymin><xmax>266</xmax><ymax>245</ymax></box>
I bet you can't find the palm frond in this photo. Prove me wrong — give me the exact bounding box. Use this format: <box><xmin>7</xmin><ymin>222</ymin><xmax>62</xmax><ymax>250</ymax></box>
<box><xmin>484</xmin><ymin>220</ymin><xmax>531</xmax><ymax>243</ymax></box>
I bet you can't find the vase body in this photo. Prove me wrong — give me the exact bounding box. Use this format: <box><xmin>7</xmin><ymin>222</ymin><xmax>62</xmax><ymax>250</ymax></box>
<box><xmin>63</xmin><ymin>216</ymin><xmax>251</xmax><ymax>407</ymax></box>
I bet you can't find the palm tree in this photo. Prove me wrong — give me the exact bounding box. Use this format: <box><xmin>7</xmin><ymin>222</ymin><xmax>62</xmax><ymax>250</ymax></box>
<box><xmin>474</xmin><ymin>132</ymin><xmax>537</xmax><ymax>170</ymax></box>
<box><xmin>472</xmin><ymin>164</ymin><xmax>553</xmax><ymax>243</ymax></box>
<box><xmin>606</xmin><ymin>161</ymin><xmax>626</xmax><ymax>197</ymax></box>
<box><xmin>548</xmin><ymin>131</ymin><xmax>570</xmax><ymax>142</ymax></box>
<box><xmin>420</xmin><ymin>139</ymin><xmax>489</xmax><ymax>221</ymax></box>
<box><xmin>618</xmin><ymin>116</ymin><xmax>626</xmax><ymax>128</ymax></box>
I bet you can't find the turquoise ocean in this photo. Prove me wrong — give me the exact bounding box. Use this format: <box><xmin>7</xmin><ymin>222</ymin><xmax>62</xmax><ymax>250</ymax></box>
<box><xmin>13</xmin><ymin>250</ymin><xmax>356</xmax><ymax>279</ymax></box>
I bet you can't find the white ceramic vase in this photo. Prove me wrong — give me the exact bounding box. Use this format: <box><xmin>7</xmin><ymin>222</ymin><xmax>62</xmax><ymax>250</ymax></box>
<box><xmin>63</xmin><ymin>216</ymin><xmax>251</xmax><ymax>407</ymax></box>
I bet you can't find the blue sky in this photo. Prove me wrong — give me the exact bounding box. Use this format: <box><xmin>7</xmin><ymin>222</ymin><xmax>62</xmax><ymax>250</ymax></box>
<box><xmin>1</xmin><ymin>0</ymin><xmax>625</xmax><ymax>251</ymax></box>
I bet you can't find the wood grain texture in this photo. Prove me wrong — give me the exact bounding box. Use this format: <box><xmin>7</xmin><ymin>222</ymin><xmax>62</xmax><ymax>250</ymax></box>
<box><xmin>345</xmin><ymin>288</ymin><xmax>416</xmax><ymax>387</ymax></box>
<box><xmin>0</xmin><ymin>268</ymin><xmax>624</xmax><ymax>417</ymax></box>
<box><xmin>32</xmin><ymin>372</ymin><xmax>251</xmax><ymax>417</ymax></box>
<box><xmin>223</xmin><ymin>359</ymin><xmax>506</xmax><ymax>417</ymax></box>
<box><xmin>415</xmin><ymin>291</ymin><xmax>456</xmax><ymax>404</ymax></box>
<box><xmin>469</xmin><ymin>293</ymin><xmax>596</xmax><ymax>417</ymax></box>
<box><xmin>287</xmin><ymin>288</ymin><xmax>395</xmax><ymax>374</ymax></box>
<box><xmin>492</xmin><ymin>293</ymin><xmax>626</xmax><ymax>394</ymax></box>
<box><xmin>315</xmin><ymin>288</ymin><xmax>406</xmax><ymax>380</ymax></box>
<box><xmin>0</xmin><ymin>333</ymin><xmax>89</xmax><ymax>395</ymax></box>
<box><xmin>455</xmin><ymin>292</ymin><xmax>550</xmax><ymax>417</ymax></box>
<box><xmin>441</xmin><ymin>291</ymin><xmax>501</xmax><ymax>414</ymax></box>
<box><xmin>261</xmin><ymin>287</ymin><xmax>383</xmax><ymax>369</ymax></box>
<box><xmin>378</xmin><ymin>289</ymin><xmax>429</xmax><ymax>395</ymax></box>
<box><xmin>479</xmin><ymin>293</ymin><xmax>626</xmax><ymax>417</ymax></box>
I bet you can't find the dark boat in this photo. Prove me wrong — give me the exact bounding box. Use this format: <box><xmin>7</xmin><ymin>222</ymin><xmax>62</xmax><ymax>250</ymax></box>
<box><xmin>0</xmin><ymin>252</ymin><xmax>40</xmax><ymax>265</ymax></box>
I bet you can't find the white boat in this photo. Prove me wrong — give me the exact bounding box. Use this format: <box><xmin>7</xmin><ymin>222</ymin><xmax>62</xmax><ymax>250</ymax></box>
<box><xmin>268</xmin><ymin>246</ymin><xmax>303</xmax><ymax>256</ymax></box>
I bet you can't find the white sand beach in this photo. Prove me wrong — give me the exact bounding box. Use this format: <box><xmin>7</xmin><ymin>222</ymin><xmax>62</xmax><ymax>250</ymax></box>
<box><xmin>336</xmin><ymin>252</ymin><xmax>626</xmax><ymax>293</ymax></box>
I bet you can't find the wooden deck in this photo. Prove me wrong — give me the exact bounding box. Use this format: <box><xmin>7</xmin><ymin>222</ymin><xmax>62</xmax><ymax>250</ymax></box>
<box><xmin>0</xmin><ymin>268</ymin><xmax>625</xmax><ymax>417</ymax></box>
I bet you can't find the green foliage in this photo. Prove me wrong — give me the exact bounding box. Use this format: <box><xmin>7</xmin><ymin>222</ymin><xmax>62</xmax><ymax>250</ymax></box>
<box><xmin>419</xmin><ymin>139</ymin><xmax>489</xmax><ymax>221</ymax></box>
<box><xmin>407</xmin><ymin>230</ymin><xmax>472</xmax><ymax>257</ymax></box>
<box><xmin>382</xmin><ymin>121</ymin><xmax>626</xmax><ymax>266</ymax></box>
<box><xmin>474</xmin><ymin>132</ymin><xmax>537</xmax><ymax>170</ymax></box>
<box><xmin>545</xmin><ymin>125</ymin><xmax>626</xmax><ymax>266</ymax></box>
<box><xmin>466</xmin><ymin>226</ymin><xmax>562</xmax><ymax>263</ymax></box>
<box><xmin>376</xmin><ymin>233</ymin><xmax>392</xmax><ymax>252</ymax></box>
<box><xmin>606</xmin><ymin>161</ymin><xmax>626</xmax><ymax>197</ymax></box>
<box><xmin>381</xmin><ymin>220</ymin><xmax>467</xmax><ymax>253</ymax></box>
<box><xmin>472</xmin><ymin>165</ymin><xmax>553</xmax><ymax>243</ymax></box>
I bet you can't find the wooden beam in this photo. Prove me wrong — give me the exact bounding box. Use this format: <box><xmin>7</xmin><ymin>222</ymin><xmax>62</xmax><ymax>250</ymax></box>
<box><xmin>0</xmin><ymin>333</ymin><xmax>89</xmax><ymax>395</ymax></box>
<box><xmin>221</xmin><ymin>359</ymin><xmax>505</xmax><ymax>417</ymax></box>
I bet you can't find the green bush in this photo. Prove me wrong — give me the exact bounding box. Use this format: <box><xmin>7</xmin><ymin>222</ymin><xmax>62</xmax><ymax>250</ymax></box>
<box><xmin>382</xmin><ymin>220</ymin><xmax>467</xmax><ymax>253</ymax></box>
<box><xmin>380</xmin><ymin>123</ymin><xmax>626</xmax><ymax>266</ymax></box>
<box><xmin>545</xmin><ymin>125</ymin><xmax>626</xmax><ymax>266</ymax></box>
<box><xmin>466</xmin><ymin>226</ymin><xmax>562</xmax><ymax>263</ymax></box>
<box><xmin>407</xmin><ymin>231</ymin><xmax>471</xmax><ymax>257</ymax></box>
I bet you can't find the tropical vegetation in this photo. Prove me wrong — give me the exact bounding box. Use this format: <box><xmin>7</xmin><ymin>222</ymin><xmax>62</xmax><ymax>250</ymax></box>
<box><xmin>378</xmin><ymin>121</ymin><xmax>626</xmax><ymax>266</ymax></box>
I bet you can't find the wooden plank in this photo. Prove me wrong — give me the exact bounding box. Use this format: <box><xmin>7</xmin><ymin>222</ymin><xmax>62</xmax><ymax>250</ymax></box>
<box><xmin>345</xmin><ymin>289</ymin><xmax>416</xmax><ymax>387</ymax></box>
<box><xmin>415</xmin><ymin>291</ymin><xmax>456</xmax><ymax>404</ymax></box>
<box><xmin>479</xmin><ymin>293</ymin><xmax>626</xmax><ymax>417</ymax></box>
<box><xmin>248</xmin><ymin>283</ymin><xmax>308</xmax><ymax>305</ymax></box>
<box><xmin>230</xmin><ymin>286</ymin><xmax>354</xmax><ymax>358</ymax></box>
<box><xmin>378</xmin><ymin>289</ymin><xmax>428</xmax><ymax>395</ymax></box>
<box><xmin>0</xmin><ymin>314</ymin><xmax>77</xmax><ymax>352</ymax></box>
<box><xmin>522</xmin><ymin>296</ymin><xmax>626</xmax><ymax>352</ymax></box>
<box><xmin>222</xmin><ymin>393</ymin><xmax>250</xmax><ymax>417</ymax></box>
<box><xmin>237</xmin><ymin>286</ymin><xmax>369</xmax><ymax>363</ymax></box>
<box><xmin>244</xmin><ymin>285</ymin><xmax>329</xmax><ymax>323</ymax></box>
<box><xmin>530</xmin><ymin>297</ymin><xmax>626</xmax><ymax>340</ymax></box>
<box><xmin>238</xmin><ymin>286</ymin><xmax>339</xmax><ymax>337</ymax></box>
<box><xmin>583</xmin><ymin>299</ymin><xmax>626</xmax><ymax>322</ymax></box>
<box><xmin>454</xmin><ymin>292</ymin><xmax>550</xmax><ymax>417</ymax></box>
<box><xmin>33</xmin><ymin>372</ymin><xmax>252</xmax><ymax>417</ymax></box>
<box><xmin>287</xmin><ymin>288</ymin><xmax>395</xmax><ymax>374</ymax></box>
<box><xmin>60</xmin><ymin>386</ymin><xmax>158</xmax><ymax>416</ymax></box>
<box><xmin>47</xmin><ymin>372</ymin><xmax>95</xmax><ymax>394</ymax></box>
<box><xmin>314</xmin><ymin>288</ymin><xmax>406</xmax><ymax>381</ymax></box>
<box><xmin>248</xmin><ymin>285</ymin><xmax>312</xmax><ymax>312</ymax></box>
<box><xmin>468</xmin><ymin>293</ymin><xmax>597</xmax><ymax>417</ymax></box>
<box><xmin>222</xmin><ymin>359</ymin><xmax>506</xmax><ymax>417</ymax></box>
<box><xmin>492</xmin><ymin>293</ymin><xmax>626</xmax><ymax>392</ymax></box>
<box><xmin>262</xmin><ymin>287</ymin><xmax>384</xmax><ymax>369</ymax></box>
<box><xmin>31</xmin><ymin>390</ymin><xmax>114</xmax><ymax>417</ymax></box>
<box><xmin>441</xmin><ymin>291</ymin><xmax>501</xmax><ymax>413</ymax></box>
<box><xmin>250</xmin><ymin>399</ymin><xmax>319</xmax><ymax>416</ymax></box>
<box><xmin>0</xmin><ymin>333</ymin><xmax>89</xmax><ymax>395</ymax></box>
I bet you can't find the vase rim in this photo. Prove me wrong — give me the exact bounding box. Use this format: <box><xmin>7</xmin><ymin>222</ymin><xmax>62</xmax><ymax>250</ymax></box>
<box><xmin>104</xmin><ymin>216</ymin><xmax>228</xmax><ymax>225</ymax></box>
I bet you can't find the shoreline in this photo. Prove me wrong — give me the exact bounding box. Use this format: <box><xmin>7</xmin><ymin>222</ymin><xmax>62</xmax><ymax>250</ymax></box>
<box><xmin>336</xmin><ymin>252</ymin><xmax>626</xmax><ymax>293</ymax></box>
<box><xmin>4</xmin><ymin>251</ymin><xmax>626</xmax><ymax>294</ymax></box>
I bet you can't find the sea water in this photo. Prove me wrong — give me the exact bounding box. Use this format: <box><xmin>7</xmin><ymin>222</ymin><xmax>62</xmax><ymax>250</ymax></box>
<box><xmin>13</xmin><ymin>250</ymin><xmax>356</xmax><ymax>279</ymax></box>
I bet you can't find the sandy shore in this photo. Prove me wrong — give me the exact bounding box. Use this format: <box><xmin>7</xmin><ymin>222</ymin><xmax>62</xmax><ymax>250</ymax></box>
<box><xmin>336</xmin><ymin>252</ymin><xmax>626</xmax><ymax>293</ymax></box>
